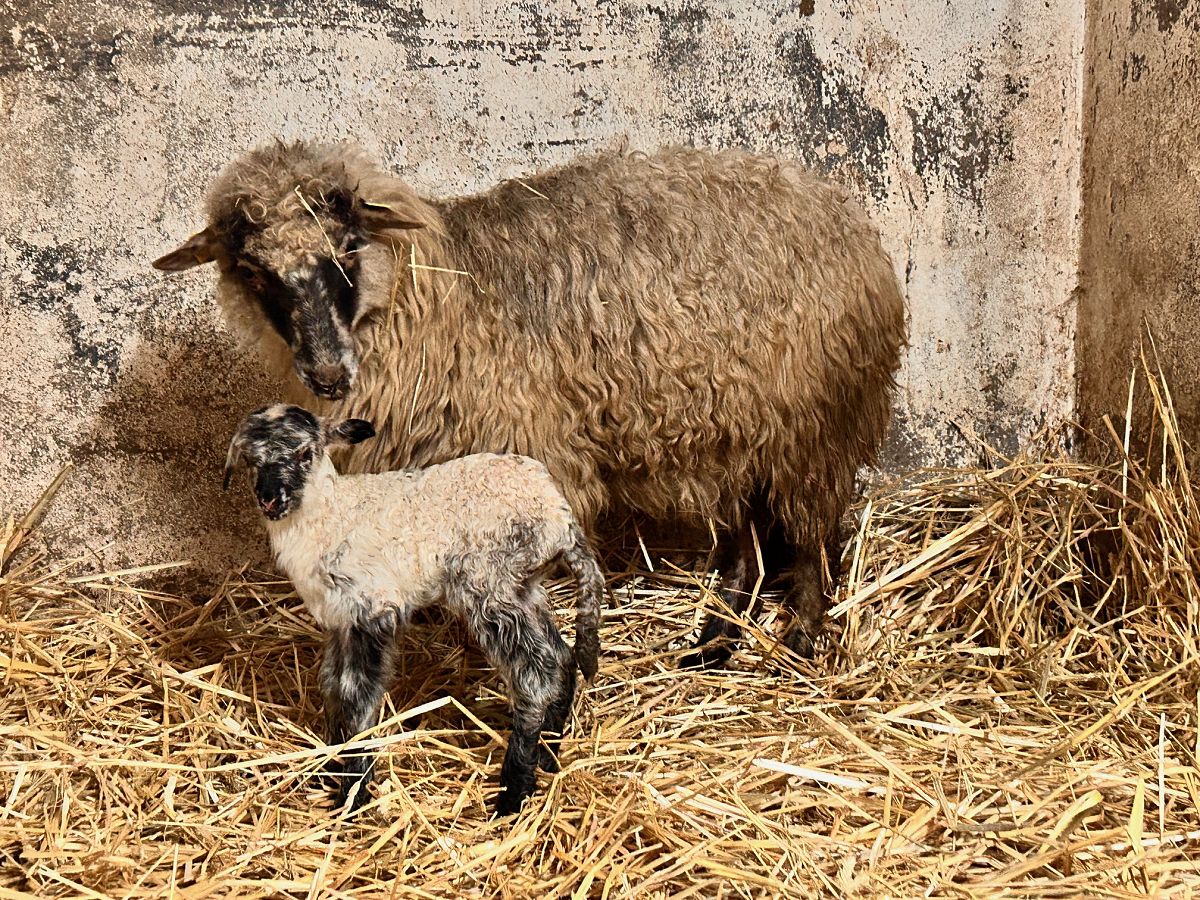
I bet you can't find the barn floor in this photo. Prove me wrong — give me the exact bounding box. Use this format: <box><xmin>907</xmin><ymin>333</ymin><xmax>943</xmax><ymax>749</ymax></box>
<box><xmin>3</xmin><ymin>384</ymin><xmax>1200</xmax><ymax>898</ymax></box>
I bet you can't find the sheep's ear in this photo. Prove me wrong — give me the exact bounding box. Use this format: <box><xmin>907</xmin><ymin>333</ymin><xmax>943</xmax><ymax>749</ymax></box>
<box><xmin>326</xmin><ymin>418</ymin><xmax>376</xmax><ymax>446</ymax></box>
<box><xmin>222</xmin><ymin>437</ymin><xmax>245</xmax><ymax>491</ymax></box>
<box><xmin>153</xmin><ymin>227</ymin><xmax>220</xmax><ymax>272</ymax></box>
<box><xmin>357</xmin><ymin>199</ymin><xmax>426</xmax><ymax>233</ymax></box>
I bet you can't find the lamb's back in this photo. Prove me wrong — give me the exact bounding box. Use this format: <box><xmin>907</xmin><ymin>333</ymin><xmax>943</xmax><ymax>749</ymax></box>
<box><xmin>341</xmin><ymin>453</ymin><xmax>573</xmax><ymax>560</ymax></box>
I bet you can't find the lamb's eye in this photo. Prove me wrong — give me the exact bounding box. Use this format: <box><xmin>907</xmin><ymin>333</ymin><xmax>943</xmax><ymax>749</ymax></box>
<box><xmin>296</xmin><ymin>447</ymin><xmax>313</xmax><ymax>463</ymax></box>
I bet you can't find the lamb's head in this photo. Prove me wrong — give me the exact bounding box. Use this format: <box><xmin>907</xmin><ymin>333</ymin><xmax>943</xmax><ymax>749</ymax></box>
<box><xmin>223</xmin><ymin>404</ymin><xmax>375</xmax><ymax>520</ymax></box>
<box><xmin>153</xmin><ymin>141</ymin><xmax>428</xmax><ymax>400</ymax></box>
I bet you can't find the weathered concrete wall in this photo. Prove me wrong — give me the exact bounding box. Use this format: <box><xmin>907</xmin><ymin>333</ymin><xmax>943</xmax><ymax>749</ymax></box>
<box><xmin>1078</xmin><ymin>0</ymin><xmax>1200</xmax><ymax>442</ymax></box>
<box><xmin>0</xmin><ymin>0</ymin><xmax>1084</xmax><ymax>574</ymax></box>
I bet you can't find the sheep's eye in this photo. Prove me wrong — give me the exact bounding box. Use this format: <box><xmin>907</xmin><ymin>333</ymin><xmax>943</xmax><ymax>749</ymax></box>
<box><xmin>295</xmin><ymin>447</ymin><xmax>313</xmax><ymax>464</ymax></box>
<box><xmin>236</xmin><ymin>262</ymin><xmax>266</xmax><ymax>293</ymax></box>
<box><xmin>339</xmin><ymin>237</ymin><xmax>367</xmax><ymax>271</ymax></box>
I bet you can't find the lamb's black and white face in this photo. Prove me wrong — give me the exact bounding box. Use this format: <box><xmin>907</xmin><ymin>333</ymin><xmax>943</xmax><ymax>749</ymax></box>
<box><xmin>224</xmin><ymin>405</ymin><xmax>375</xmax><ymax>520</ymax></box>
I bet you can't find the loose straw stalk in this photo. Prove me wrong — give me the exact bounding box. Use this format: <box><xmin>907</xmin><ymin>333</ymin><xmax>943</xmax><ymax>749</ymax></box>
<box><xmin>2</xmin><ymin>358</ymin><xmax>1200</xmax><ymax>897</ymax></box>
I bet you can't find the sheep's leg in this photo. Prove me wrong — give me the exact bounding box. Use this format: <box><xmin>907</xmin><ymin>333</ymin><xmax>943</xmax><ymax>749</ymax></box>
<box><xmin>780</xmin><ymin>532</ymin><xmax>842</xmax><ymax>659</ymax></box>
<box><xmin>320</xmin><ymin>612</ymin><xmax>397</xmax><ymax>812</ymax></box>
<box><xmin>465</xmin><ymin>593</ymin><xmax>571</xmax><ymax>816</ymax></box>
<box><xmin>681</xmin><ymin>515</ymin><xmax>764</xmax><ymax>670</ymax></box>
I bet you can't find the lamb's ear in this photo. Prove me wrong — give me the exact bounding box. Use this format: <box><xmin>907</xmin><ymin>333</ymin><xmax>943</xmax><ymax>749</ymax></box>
<box><xmin>357</xmin><ymin>199</ymin><xmax>426</xmax><ymax>233</ymax></box>
<box><xmin>222</xmin><ymin>435</ymin><xmax>246</xmax><ymax>491</ymax></box>
<box><xmin>326</xmin><ymin>418</ymin><xmax>376</xmax><ymax>446</ymax></box>
<box><xmin>153</xmin><ymin>227</ymin><xmax>220</xmax><ymax>272</ymax></box>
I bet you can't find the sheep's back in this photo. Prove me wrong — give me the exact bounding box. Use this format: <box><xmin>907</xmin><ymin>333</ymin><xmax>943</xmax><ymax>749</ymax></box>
<box><xmin>440</xmin><ymin>148</ymin><xmax>905</xmax><ymax>535</ymax></box>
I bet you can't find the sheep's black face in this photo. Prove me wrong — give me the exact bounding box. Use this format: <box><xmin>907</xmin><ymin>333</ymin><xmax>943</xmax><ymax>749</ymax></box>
<box><xmin>226</xmin><ymin>406</ymin><xmax>324</xmax><ymax>520</ymax></box>
<box><xmin>153</xmin><ymin>144</ymin><xmax>428</xmax><ymax>403</ymax></box>
<box><xmin>224</xmin><ymin>405</ymin><xmax>377</xmax><ymax>520</ymax></box>
<box><xmin>154</xmin><ymin>193</ymin><xmax>369</xmax><ymax>402</ymax></box>
<box><xmin>231</xmin><ymin>229</ymin><xmax>369</xmax><ymax>402</ymax></box>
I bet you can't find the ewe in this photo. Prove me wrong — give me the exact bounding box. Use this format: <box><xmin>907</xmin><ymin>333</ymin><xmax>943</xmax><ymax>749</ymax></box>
<box><xmin>161</xmin><ymin>141</ymin><xmax>906</xmax><ymax>667</ymax></box>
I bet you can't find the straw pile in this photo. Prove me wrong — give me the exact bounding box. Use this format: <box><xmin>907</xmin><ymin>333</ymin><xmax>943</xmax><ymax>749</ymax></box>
<box><xmin>2</xmin><ymin>368</ymin><xmax>1199</xmax><ymax>898</ymax></box>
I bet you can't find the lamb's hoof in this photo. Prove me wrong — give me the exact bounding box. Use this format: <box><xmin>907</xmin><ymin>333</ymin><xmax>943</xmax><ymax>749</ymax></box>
<box><xmin>537</xmin><ymin>746</ymin><xmax>561</xmax><ymax>774</ymax></box>
<box><xmin>316</xmin><ymin>762</ymin><xmax>342</xmax><ymax>793</ymax></box>
<box><xmin>334</xmin><ymin>775</ymin><xmax>372</xmax><ymax>814</ymax></box>
<box><xmin>494</xmin><ymin>787</ymin><xmax>531</xmax><ymax>817</ymax></box>
<box><xmin>680</xmin><ymin>641</ymin><xmax>733</xmax><ymax>671</ymax></box>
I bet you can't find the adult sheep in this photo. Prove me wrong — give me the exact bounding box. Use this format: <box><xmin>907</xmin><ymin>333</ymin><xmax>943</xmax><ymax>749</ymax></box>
<box><xmin>154</xmin><ymin>140</ymin><xmax>906</xmax><ymax>668</ymax></box>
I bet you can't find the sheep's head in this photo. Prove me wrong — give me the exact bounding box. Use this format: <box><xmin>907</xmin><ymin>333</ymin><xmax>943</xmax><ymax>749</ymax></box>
<box><xmin>153</xmin><ymin>141</ymin><xmax>426</xmax><ymax>400</ymax></box>
<box><xmin>223</xmin><ymin>404</ymin><xmax>375</xmax><ymax>520</ymax></box>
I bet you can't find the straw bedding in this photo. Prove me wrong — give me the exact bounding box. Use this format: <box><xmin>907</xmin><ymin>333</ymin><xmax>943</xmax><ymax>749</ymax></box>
<box><xmin>2</xmin><ymin>371</ymin><xmax>1199</xmax><ymax>898</ymax></box>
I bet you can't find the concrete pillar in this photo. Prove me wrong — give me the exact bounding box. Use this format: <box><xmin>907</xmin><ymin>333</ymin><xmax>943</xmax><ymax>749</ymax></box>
<box><xmin>1078</xmin><ymin>0</ymin><xmax>1200</xmax><ymax>444</ymax></box>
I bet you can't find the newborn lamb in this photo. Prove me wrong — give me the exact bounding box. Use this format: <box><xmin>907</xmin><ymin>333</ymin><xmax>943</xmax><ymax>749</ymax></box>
<box><xmin>224</xmin><ymin>404</ymin><xmax>604</xmax><ymax>815</ymax></box>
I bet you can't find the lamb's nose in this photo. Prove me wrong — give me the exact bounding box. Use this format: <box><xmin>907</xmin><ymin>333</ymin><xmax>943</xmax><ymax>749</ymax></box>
<box><xmin>260</xmin><ymin>497</ymin><xmax>278</xmax><ymax>513</ymax></box>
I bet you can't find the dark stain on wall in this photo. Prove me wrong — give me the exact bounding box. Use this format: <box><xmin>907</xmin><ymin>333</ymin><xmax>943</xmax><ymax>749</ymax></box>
<box><xmin>9</xmin><ymin>237</ymin><xmax>84</xmax><ymax>312</ymax></box>
<box><xmin>639</xmin><ymin>5</ymin><xmax>893</xmax><ymax>200</ymax></box>
<box><xmin>58</xmin><ymin>307</ymin><xmax>122</xmax><ymax>392</ymax></box>
<box><xmin>908</xmin><ymin>62</ymin><xmax>1020</xmax><ymax>205</ymax></box>
<box><xmin>774</xmin><ymin>29</ymin><xmax>892</xmax><ymax>200</ymax></box>
<box><xmin>0</xmin><ymin>20</ymin><xmax>123</xmax><ymax>78</ymax></box>
<box><xmin>1131</xmin><ymin>0</ymin><xmax>1197</xmax><ymax>31</ymax></box>
<box><xmin>1123</xmin><ymin>51</ymin><xmax>1147</xmax><ymax>83</ymax></box>
<box><xmin>648</xmin><ymin>2</ymin><xmax>710</xmax><ymax>71</ymax></box>
<box><xmin>146</xmin><ymin>0</ymin><xmax>425</xmax><ymax>34</ymax></box>
<box><xmin>11</xmin><ymin>233</ymin><xmax>130</xmax><ymax>393</ymax></box>
<box><xmin>143</xmin><ymin>0</ymin><xmax>428</xmax><ymax>68</ymax></box>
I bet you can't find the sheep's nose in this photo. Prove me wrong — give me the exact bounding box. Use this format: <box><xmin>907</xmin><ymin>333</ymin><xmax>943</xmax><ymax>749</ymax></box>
<box><xmin>308</xmin><ymin>365</ymin><xmax>350</xmax><ymax>400</ymax></box>
<box><xmin>259</xmin><ymin>497</ymin><xmax>278</xmax><ymax>513</ymax></box>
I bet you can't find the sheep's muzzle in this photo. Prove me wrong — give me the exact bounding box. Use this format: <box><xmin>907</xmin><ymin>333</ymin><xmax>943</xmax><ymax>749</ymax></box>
<box><xmin>300</xmin><ymin>363</ymin><xmax>353</xmax><ymax>400</ymax></box>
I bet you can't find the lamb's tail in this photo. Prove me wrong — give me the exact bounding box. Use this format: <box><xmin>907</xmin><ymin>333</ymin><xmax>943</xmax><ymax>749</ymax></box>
<box><xmin>561</xmin><ymin>524</ymin><xmax>603</xmax><ymax>681</ymax></box>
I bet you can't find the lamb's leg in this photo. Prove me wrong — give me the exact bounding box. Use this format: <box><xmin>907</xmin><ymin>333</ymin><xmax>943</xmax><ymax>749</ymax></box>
<box><xmin>465</xmin><ymin>592</ymin><xmax>571</xmax><ymax>816</ymax></box>
<box><xmin>531</xmin><ymin>601</ymin><xmax>577</xmax><ymax>774</ymax></box>
<box><xmin>537</xmin><ymin>667</ymin><xmax>577</xmax><ymax>774</ymax></box>
<box><xmin>780</xmin><ymin>531</ymin><xmax>842</xmax><ymax>659</ymax></box>
<box><xmin>681</xmin><ymin>512</ymin><xmax>766</xmax><ymax>670</ymax></box>
<box><xmin>320</xmin><ymin>612</ymin><xmax>397</xmax><ymax>812</ymax></box>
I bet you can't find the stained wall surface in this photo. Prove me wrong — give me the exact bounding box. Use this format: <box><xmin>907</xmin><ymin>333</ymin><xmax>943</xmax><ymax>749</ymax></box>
<box><xmin>1078</xmin><ymin>0</ymin><xmax>1200</xmax><ymax>443</ymax></box>
<box><xmin>1</xmin><ymin>0</ymin><xmax>1084</xmax><ymax>573</ymax></box>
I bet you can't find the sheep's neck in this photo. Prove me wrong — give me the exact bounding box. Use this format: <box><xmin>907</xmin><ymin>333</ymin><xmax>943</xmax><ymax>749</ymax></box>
<box><xmin>342</xmin><ymin>233</ymin><xmax>465</xmax><ymax>471</ymax></box>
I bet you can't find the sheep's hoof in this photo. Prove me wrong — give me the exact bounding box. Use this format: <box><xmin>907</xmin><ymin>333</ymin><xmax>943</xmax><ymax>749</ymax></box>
<box><xmin>537</xmin><ymin>746</ymin><xmax>561</xmax><ymax>774</ymax></box>
<box><xmin>680</xmin><ymin>642</ymin><xmax>734</xmax><ymax>671</ymax></box>
<box><xmin>779</xmin><ymin>623</ymin><xmax>818</xmax><ymax>660</ymax></box>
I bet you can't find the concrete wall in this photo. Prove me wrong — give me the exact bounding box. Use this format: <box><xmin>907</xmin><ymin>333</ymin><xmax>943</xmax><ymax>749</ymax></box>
<box><xmin>1078</xmin><ymin>0</ymin><xmax>1200</xmax><ymax>443</ymax></box>
<box><xmin>1</xmin><ymin>0</ymin><xmax>1084</xmax><ymax>574</ymax></box>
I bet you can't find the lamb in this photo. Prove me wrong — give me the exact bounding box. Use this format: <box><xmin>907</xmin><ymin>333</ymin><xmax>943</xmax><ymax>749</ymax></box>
<box><xmin>156</xmin><ymin>141</ymin><xmax>907</xmax><ymax>668</ymax></box>
<box><xmin>223</xmin><ymin>404</ymin><xmax>604</xmax><ymax>816</ymax></box>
